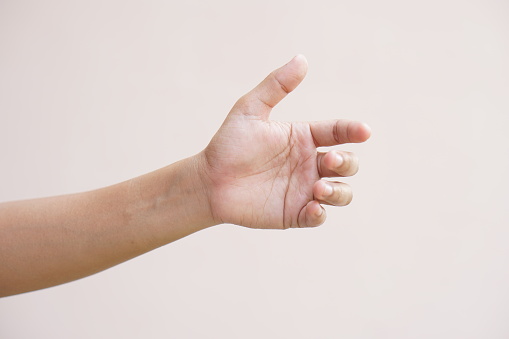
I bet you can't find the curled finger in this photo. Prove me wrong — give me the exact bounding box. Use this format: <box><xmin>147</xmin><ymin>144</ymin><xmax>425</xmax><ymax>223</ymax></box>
<box><xmin>297</xmin><ymin>200</ymin><xmax>326</xmax><ymax>228</ymax></box>
<box><xmin>317</xmin><ymin>150</ymin><xmax>359</xmax><ymax>178</ymax></box>
<box><xmin>313</xmin><ymin>180</ymin><xmax>353</xmax><ymax>206</ymax></box>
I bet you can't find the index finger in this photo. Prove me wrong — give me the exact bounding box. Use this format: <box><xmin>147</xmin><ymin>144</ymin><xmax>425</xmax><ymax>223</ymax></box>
<box><xmin>309</xmin><ymin>119</ymin><xmax>371</xmax><ymax>147</ymax></box>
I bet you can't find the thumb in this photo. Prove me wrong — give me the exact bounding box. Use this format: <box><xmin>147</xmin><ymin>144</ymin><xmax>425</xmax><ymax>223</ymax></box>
<box><xmin>235</xmin><ymin>55</ymin><xmax>308</xmax><ymax>120</ymax></box>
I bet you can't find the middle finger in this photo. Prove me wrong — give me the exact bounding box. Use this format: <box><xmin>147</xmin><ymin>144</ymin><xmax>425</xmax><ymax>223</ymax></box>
<box><xmin>317</xmin><ymin>150</ymin><xmax>359</xmax><ymax>178</ymax></box>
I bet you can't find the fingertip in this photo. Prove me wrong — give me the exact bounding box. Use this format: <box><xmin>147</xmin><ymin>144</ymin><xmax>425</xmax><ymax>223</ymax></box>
<box><xmin>294</xmin><ymin>54</ymin><xmax>307</xmax><ymax>61</ymax></box>
<box><xmin>359</xmin><ymin>122</ymin><xmax>372</xmax><ymax>141</ymax></box>
<box><xmin>352</xmin><ymin>122</ymin><xmax>372</xmax><ymax>143</ymax></box>
<box><xmin>293</xmin><ymin>54</ymin><xmax>308</xmax><ymax>70</ymax></box>
<box><xmin>281</xmin><ymin>54</ymin><xmax>308</xmax><ymax>83</ymax></box>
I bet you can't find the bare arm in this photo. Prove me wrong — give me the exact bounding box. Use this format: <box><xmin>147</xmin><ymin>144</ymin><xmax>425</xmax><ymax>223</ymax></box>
<box><xmin>0</xmin><ymin>156</ymin><xmax>213</xmax><ymax>297</ymax></box>
<box><xmin>0</xmin><ymin>55</ymin><xmax>371</xmax><ymax>297</ymax></box>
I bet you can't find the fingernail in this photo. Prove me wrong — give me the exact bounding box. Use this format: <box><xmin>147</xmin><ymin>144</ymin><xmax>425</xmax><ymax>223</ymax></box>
<box><xmin>323</xmin><ymin>182</ymin><xmax>333</xmax><ymax>197</ymax></box>
<box><xmin>335</xmin><ymin>153</ymin><xmax>344</xmax><ymax>167</ymax></box>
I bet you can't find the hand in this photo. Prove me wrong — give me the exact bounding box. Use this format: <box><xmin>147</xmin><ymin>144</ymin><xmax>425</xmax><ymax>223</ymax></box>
<box><xmin>198</xmin><ymin>55</ymin><xmax>371</xmax><ymax>229</ymax></box>
<box><xmin>0</xmin><ymin>55</ymin><xmax>370</xmax><ymax>296</ymax></box>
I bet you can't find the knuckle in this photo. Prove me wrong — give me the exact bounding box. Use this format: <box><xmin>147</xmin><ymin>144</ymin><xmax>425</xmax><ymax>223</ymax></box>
<box><xmin>332</xmin><ymin>120</ymin><xmax>354</xmax><ymax>145</ymax></box>
<box><xmin>337</xmin><ymin>183</ymin><xmax>353</xmax><ymax>206</ymax></box>
<box><xmin>346</xmin><ymin>155</ymin><xmax>359</xmax><ymax>176</ymax></box>
<box><xmin>311</xmin><ymin>210</ymin><xmax>326</xmax><ymax>227</ymax></box>
<box><xmin>315</xmin><ymin>215</ymin><xmax>326</xmax><ymax>227</ymax></box>
<box><xmin>271</xmin><ymin>71</ymin><xmax>291</xmax><ymax>94</ymax></box>
<box><xmin>332</xmin><ymin>122</ymin><xmax>342</xmax><ymax>144</ymax></box>
<box><xmin>343</xmin><ymin>185</ymin><xmax>353</xmax><ymax>205</ymax></box>
<box><xmin>337</xmin><ymin>152</ymin><xmax>359</xmax><ymax>176</ymax></box>
<box><xmin>333</xmin><ymin>183</ymin><xmax>343</xmax><ymax>201</ymax></box>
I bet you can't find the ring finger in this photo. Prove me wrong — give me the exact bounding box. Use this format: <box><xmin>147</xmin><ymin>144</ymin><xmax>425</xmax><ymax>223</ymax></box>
<box><xmin>313</xmin><ymin>180</ymin><xmax>353</xmax><ymax>206</ymax></box>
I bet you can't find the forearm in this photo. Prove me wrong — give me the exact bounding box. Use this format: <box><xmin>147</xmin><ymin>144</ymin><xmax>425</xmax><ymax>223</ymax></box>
<box><xmin>0</xmin><ymin>154</ymin><xmax>215</xmax><ymax>297</ymax></box>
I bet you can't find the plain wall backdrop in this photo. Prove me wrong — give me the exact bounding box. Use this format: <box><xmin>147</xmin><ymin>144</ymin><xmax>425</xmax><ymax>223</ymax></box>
<box><xmin>1</xmin><ymin>0</ymin><xmax>508</xmax><ymax>338</ymax></box>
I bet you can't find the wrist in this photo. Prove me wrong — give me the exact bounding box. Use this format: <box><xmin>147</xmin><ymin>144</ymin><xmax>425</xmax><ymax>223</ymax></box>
<box><xmin>126</xmin><ymin>154</ymin><xmax>218</xmax><ymax>247</ymax></box>
<box><xmin>179</xmin><ymin>152</ymin><xmax>218</xmax><ymax>228</ymax></box>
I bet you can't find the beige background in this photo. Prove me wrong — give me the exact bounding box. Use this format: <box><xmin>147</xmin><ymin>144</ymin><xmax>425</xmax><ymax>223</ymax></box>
<box><xmin>1</xmin><ymin>0</ymin><xmax>508</xmax><ymax>338</ymax></box>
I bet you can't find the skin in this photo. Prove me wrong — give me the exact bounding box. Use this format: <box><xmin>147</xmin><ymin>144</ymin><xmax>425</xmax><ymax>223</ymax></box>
<box><xmin>0</xmin><ymin>55</ymin><xmax>370</xmax><ymax>297</ymax></box>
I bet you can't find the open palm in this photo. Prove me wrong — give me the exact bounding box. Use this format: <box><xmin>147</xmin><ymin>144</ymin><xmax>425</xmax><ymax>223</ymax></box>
<box><xmin>201</xmin><ymin>56</ymin><xmax>370</xmax><ymax>229</ymax></box>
